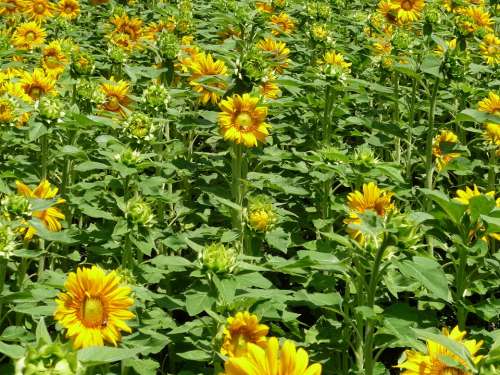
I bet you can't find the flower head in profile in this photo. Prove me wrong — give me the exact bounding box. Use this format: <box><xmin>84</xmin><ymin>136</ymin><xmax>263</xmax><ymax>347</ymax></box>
<box><xmin>188</xmin><ymin>52</ymin><xmax>228</xmax><ymax>105</ymax></box>
<box><xmin>16</xmin><ymin>180</ymin><xmax>65</xmax><ymax>240</ymax></box>
<box><xmin>256</xmin><ymin>37</ymin><xmax>290</xmax><ymax>74</ymax></box>
<box><xmin>484</xmin><ymin>122</ymin><xmax>500</xmax><ymax>147</ymax></box>
<box><xmin>100</xmin><ymin>78</ymin><xmax>131</xmax><ymax>115</ymax></box>
<box><xmin>322</xmin><ymin>50</ymin><xmax>352</xmax><ymax>73</ymax></box>
<box><xmin>432</xmin><ymin>129</ymin><xmax>460</xmax><ymax>171</ymax></box>
<box><xmin>218</xmin><ymin>93</ymin><xmax>271</xmax><ymax>147</ymax></box>
<box><xmin>23</xmin><ymin>0</ymin><xmax>55</xmax><ymax>23</ymax></box>
<box><xmin>11</xmin><ymin>22</ymin><xmax>46</xmax><ymax>50</ymax></box>
<box><xmin>54</xmin><ymin>265</ymin><xmax>135</xmax><ymax>349</ymax></box>
<box><xmin>478</xmin><ymin>92</ymin><xmax>500</xmax><ymax>115</ymax></box>
<box><xmin>454</xmin><ymin>185</ymin><xmax>495</xmax><ymax>205</ymax></box>
<box><xmin>397</xmin><ymin>326</ymin><xmax>483</xmax><ymax>375</ymax></box>
<box><xmin>270</xmin><ymin>12</ymin><xmax>295</xmax><ymax>36</ymax></box>
<box><xmin>42</xmin><ymin>40</ymin><xmax>68</xmax><ymax>76</ymax></box>
<box><xmin>479</xmin><ymin>34</ymin><xmax>499</xmax><ymax>66</ymax></box>
<box><xmin>57</xmin><ymin>0</ymin><xmax>80</xmax><ymax>20</ymax></box>
<box><xmin>21</xmin><ymin>68</ymin><xmax>57</xmax><ymax>100</ymax></box>
<box><xmin>221</xmin><ymin>312</ymin><xmax>269</xmax><ymax>358</ymax></box>
<box><xmin>393</xmin><ymin>0</ymin><xmax>425</xmax><ymax>23</ymax></box>
<box><xmin>221</xmin><ymin>337</ymin><xmax>322</xmax><ymax>375</ymax></box>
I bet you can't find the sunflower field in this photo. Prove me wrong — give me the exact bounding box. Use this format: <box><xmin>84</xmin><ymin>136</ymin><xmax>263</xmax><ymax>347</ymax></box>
<box><xmin>0</xmin><ymin>0</ymin><xmax>500</xmax><ymax>374</ymax></box>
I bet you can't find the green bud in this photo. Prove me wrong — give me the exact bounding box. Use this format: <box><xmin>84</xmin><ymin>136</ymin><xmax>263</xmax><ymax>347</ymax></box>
<box><xmin>71</xmin><ymin>50</ymin><xmax>95</xmax><ymax>76</ymax></box>
<box><xmin>125</xmin><ymin>196</ymin><xmax>155</xmax><ymax>227</ymax></box>
<box><xmin>317</xmin><ymin>2</ymin><xmax>332</xmax><ymax>19</ymax></box>
<box><xmin>108</xmin><ymin>44</ymin><xmax>128</xmax><ymax>64</ymax></box>
<box><xmin>75</xmin><ymin>79</ymin><xmax>106</xmax><ymax>106</ymax></box>
<box><xmin>353</xmin><ymin>145</ymin><xmax>379</xmax><ymax>165</ymax></box>
<box><xmin>201</xmin><ymin>243</ymin><xmax>237</xmax><ymax>273</ymax></box>
<box><xmin>0</xmin><ymin>221</ymin><xmax>16</xmax><ymax>259</ymax></box>
<box><xmin>1</xmin><ymin>195</ymin><xmax>31</xmax><ymax>217</ymax></box>
<box><xmin>114</xmin><ymin>148</ymin><xmax>143</xmax><ymax>167</ymax></box>
<box><xmin>178</xmin><ymin>0</ymin><xmax>192</xmax><ymax>14</ymax></box>
<box><xmin>243</xmin><ymin>52</ymin><xmax>270</xmax><ymax>82</ymax></box>
<box><xmin>38</xmin><ymin>97</ymin><xmax>64</xmax><ymax>121</ymax></box>
<box><xmin>142</xmin><ymin>83</ymin><xmax>170</xmax><ymax>111</ymax></box>
<box><xmin>158</xmin><ymin>31</ymin><xmax>180</xmax><ymax>60</ymax></box>
<box><xmin>123</xmin><ymin>112</ymin><xmax>155</xmax><ymax>141</ymax></box>
<box><xmin>392</xmin><ymin>29</ymin><xmax>412</xmax><ymax>50</ymax></box>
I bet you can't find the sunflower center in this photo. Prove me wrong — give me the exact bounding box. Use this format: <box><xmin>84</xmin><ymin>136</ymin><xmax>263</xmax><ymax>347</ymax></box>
<box><xmin>82</xmin><ymin>297</ymin><xmax>105</xmax><ymax>327</ymax></box>
<box><xmin>439</xmin><ymin>368</ymin><xmax>465</xmax><ymax>375</ymax></box>
<box><xmin>29</xmin><ymin>86</ymin><xmax>43</xmax><ymax>99</ymax></box>
<box><xmin>401</xmin><ymin>0</ymin><xmax>413</xmax><ymax>10</ymax></box>
<box><xmin>107</xmin><ymin>96</ymin><xmax>121</xmax><ymax>111</ymax></box>
<box><xmin>65</xmin><ymin>6</ymin><xmax>74</xmax><ymax>13</ymax></box>
<box><xmin>235</xmin><ymin>112</ymin><xmax>253</xmax><ymax>130</ymax></box>
<box><xmin>34</xmin><ymin>3</ymin><xmax>46</xmax><ymax>14</ymax></box>
<box><xmin>25</xmin><ymin>31</ymin><xmax>36</xmax><ymax>42</ymax></box>
<box><xmin>487</xmin><ymin>46</ymin><xmax>497</xmax><ymax>55</ymax></box>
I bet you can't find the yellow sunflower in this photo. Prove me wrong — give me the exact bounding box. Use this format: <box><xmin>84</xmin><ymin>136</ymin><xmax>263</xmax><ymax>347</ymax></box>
<box><xmin>479</xmin><ymin>34</ymin><xmax>499</xmax><ymax>65</ymax></box>
<box><xmin>377</xmin><ymin>0</ymin><xmax>399</xmax><ymax>25</ymax></box>
<box><xmin>323</xmin><ymin>50</ymin><xmax>352</xmax><ymax>72</ymax></box>
<box><xmin>2</xmin><ymin>81</ymin><xmax>34</xmax><ymax>103</ymax></box>
<box><xmin>256</xmin><ymin>1</ymin><xmax>273</xmax><ymax>13</ymax></box>
<box><xmin>16</xmin><ymin>180</ymin><xmax>65</xmax><ymax>240</ymax></box>
<box><xmin>478</xmin><ymin>91</ymin><xmax>500</xmax><ymax>115</ymax></box>
<box><xmin>221</xmin><ymin>311</ymin><xmax>269</xmax><ymax>357</ymax></box>
<box><xmin>344</xmin><ymin>182</ymin><xmax>394</xmax><ymax>243</ymax></box>
<box><xmin>434</xmin><ymin>38</ymin><xmax>457</xmax><ymax>56</ymax></box>
<box><xmin>188</xmin><ymin>52</ymin><xmax>228</xmax><ymax>105</ymax></box>
<box><xmin>21</xmin><ymin>68</ymin><xmax>57</xmax><ymax>100</ymax></box>
<box><xmin>393</xmin><ymin>0</ymin><xmax>424</xmax><ymax>23</ymax></box>
<box><xmin>57</xmin><ymin>0</ymin><xmax>80</xmax><ymax>20</ymax></box>
<box><xmin>464</xmin><ymin>6</ymin><xmax>493</xmax><ymax>32</ymax></box>
<box><xmin>256</xmin><ymin>37</ymin><xmax>290</xmax><ymax>74</ymax></box>
<box><xmin>259</xmin><ymin>74</ymin><xmax>281</xmax><ymax>100</ymax></box>
<box><xmin>218</xmin><ymin>93</ymin><xmax>271</xmax><ymax>147</ymax></box>
<box><xmin>177</xmin><ymin>42</ymin><xmax>201</xmax><ymax>74</ymax></box>
<box><xmin>54</xmin><ymin>266</ymin><xmax>135</xmax><ymax>349</ymax></box>
<box><xmin>270</xmin><ymin>12</ymin><xmax>295</xmax><ymax>36</ymax></box>
<box><xmin>23</xmin><ymin>0</ymin><xmax>55</xmax><ymax>23</ymax></box>
<box><xmin>398</xmin><ymin>326</ymin><xmax>483</xmax><ymax>375</ymax></box>
<box><xmin>144</xmin><ymin>17</ymin><xmax>176</xmax><ymax>40</ymax></box>
<box><xmin>432</xmin><ymin>129</ymin><xmax>460</xmax><ymax>171</ymax></box>
<box><xmin>110</xmin><ymin>14</ymin><xmax>143</xmax><ymax>42</ymax></box>
<box><xmin>41</xmin><ymin>40</ymin><xmax>68</xmax><ymax>76</ymax></box>
<box><xmin>454</xmin><ymin>185</ymin><xmax>495</xmax><ymax>205</ymax></box>
<box><xmin>0</xmin><ymin>98</ymin><xmax>17</xmax><ymax>123</ymax></box>
<box><xmin>221</xmin><ymin>337</ymin><xmax>322</xmax><ymax>375</ymax></box>
<box><xmin>100</xmin><ymin>78</ymin><xmax>131</xmax><ymax>115</ymax></box>
<box><xmin>11</xmin><ymin>21</ymin><xmax>46</xmax><ymax>50</ymax></box>
<box><xmin>484</xmin><ymin>122</ymin><xmax>500</xmax><ymax>147</ymax></box>
<box><xmin>0</xmin><ymin>0</ymin><xmax>24</xmax><ymax>16</ymax></box>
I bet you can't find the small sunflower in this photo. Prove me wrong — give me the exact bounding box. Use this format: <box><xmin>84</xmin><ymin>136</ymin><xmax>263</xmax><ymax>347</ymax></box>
<box><xmin>218</xmin><ymin>93</ymin><xmax>271</xmax><ymax>147</ymax></box>
<box><xmin>2</xmin><ymin>81</ymin><xmax>33</xmax><ymax>103</ymax></box>
<box><xmin>23</xmin><ymin>0</ymin><xmax>55</xmax><ymax>23</ymax></box>
<box><xmin>221</xmin><ymin>337</ymin><xmax>322</xmax><ymax>375</ymax></box>
<box><xmin>100</xmin><ymin>78</ymin><xmax>131</xmax><ymax>115</ymax></box>
<box><xmin>256</xmin><ymin>1</ymin><xmax>273</xmax><ymax>13</ymax></box>
<box><xmin>21</xmin><ymin>68</ymin><xmax>57</xmax><ymax>100</ymax></box>
<box><xmin>393</xmin><ymin>0</ymin><xmax>425</xmax><ymax>23</ymax></box>
<box><xmin>0</xmin><ymin>98</ymin><xmax>17</xmax><ymax>124</ymax></box>
<box><xmin>256</xmin><ymin>37</ymin><xmax>290</xmax><ymax>74</ymax></box>
<box><xmin>323</xmin><ymin>50</ymin><xmax>352</xmax><ymax>72</ymax></box>
<box><xmin>188</xmin><ymin>52</ymin><xmax>228</xmax><ymax>105</ymax></box>
<box><xmin>484</xmin><ymin>122</ymin><xmax>500</xmax><ymax>147</ymax></box>
<box><xmin>397</xmin><ymin>326</ymin><xmax>483</xmax><ymax>375</ymax></box>
<box><xmin>54</xmin><ymin>265</ymin><xmax>135</xmax><ymax>349</ymax></box>
<box><xmin>378</xmin><ymin>0</ymin><xmax>399</xmax><ymax>24</ymax></box>
<box><xmin>434</xmin><ymin>38</ymin><xmax>457</xmax><ymax>55</ymax></box>
<box><xmin>464</xmin><ymin>6</ymin><xmax>493</xmax><ymax>32</ymax></box>
<box><xmin>57</xmin><ymin>0</ymin><xmax>80</xmax><ymax>20</ymax></box>
<box><xmin>0</xmin><ymin>0</ymin><xmax>24</xmax><ymax>16</ymax></box>
<box><xmin>270</xmin><ymin>12</ymin><xmax>295</xmax><ymax>35</ymax></box>
<box><xmin>479</xmin><ymin>34</ymin><xmax>499</xmax><ymax>65</ymax></box>
<box><xmin>221</xmin><ymin>312</ymin><xmax>269</xmax><ymax>357</ymax></box>
<box><xmin>144</xmin><ymin>18</ymin><xmax>176</xmax><ymax>40</ymax></box>
<box><xmin>478</xmin><ymin>91</ymin><xmax>500</xmax><ymax>115</ymax></box>
<box><xmin>432</xmin><ymin>129</ymin><xmax>460</xmax><ymax>171</ymax></box>
<box><xmin>41</xmin><ymin>40</ymin><xmax>68</xmax><ymax>76</ymax></box>
<box><xmin>259</xmin><ymin>74</ymin><xmax>281</xmax><ymax>99</ymax></box>
<box><xmin>110</xmin><ymin>14</ymin><xmax>143</xmax><ymax>42</ymax></box>
<box><xmin>11</xmin><ymin>21</ymin><xmax>46</xmax><ymax>50</ymax></box>
<box><xmin>16</xmin><ymin>180</ymin><xmax>65</xmax><ymax>240</ymax></box>
<box><xmin>454</xmin><ymin>185</ymin><xmax>495</xmax><ymax>205</ymax></box>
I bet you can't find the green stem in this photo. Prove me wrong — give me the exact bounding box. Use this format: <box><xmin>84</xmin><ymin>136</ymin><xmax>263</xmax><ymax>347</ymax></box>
<box><xmin>38</xmin><ymin>239</ymin><xmax>45</xmax><ymax>279</ymax></box>
<box><xmin>456</xmin><ymin>244</ymin><xmax>468</xmax><ymax>329</ymax></box>
<box><xmin>424</xmin><ymin>78</ymin><xmax>440</xmax><ymax>211</ymax></box>
<box><xmin>323</xmin><ymin>85</ymin><xmax>334</xmax><ymax>144</ymax></box>
<box><xmin>488</xmin><ymin>148</ymin><xmax>496</xmax><ymax>192</ymax></box>
<box><xmin>231</xmin><ymin>144</ymin><xmax>244</xmax><ymax>249</ymax></box>
<box><xmin>0</xmin><ymin>257</ymin><xmax>7</xmax><ymax>319</ymax></box>
<box><xmin>41</xmin><ymin>133</ymin><xmax>49</xmax><ymax>180</ymax></box>
<box><xmin>406</xmin><ymin>78</ymin><xmax>418</xmax><ymax>179</ymax></box>
<box><xmin>392</xmin><ymin>72</ymin><xmax>400</xmax><ymax>163</ymax></box>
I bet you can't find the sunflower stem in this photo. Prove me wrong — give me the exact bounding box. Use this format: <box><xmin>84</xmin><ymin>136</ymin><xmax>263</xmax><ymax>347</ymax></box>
<box><xmin>392</xmin><ymin>71</ymin><xmax>401</xmax><ymax>164</ymax></box>
<box><xmin>456</xmin><ymin>243</ymin><xmax>468</xmax><ymax>330</ymax></box>
<box><xmin>406</xmin><ymin>78</ymin><xmax>417</xmax><ymax>180</ymax></box>
<box><xmin>424</xmin><ymin>78</ymin><xmax>440</xmax><ymax>208</ymax></box>
<box><xmin>231</xmin><ymin>143</ymin><xmax>245</xmax><ymax>252</ymax></box>
<box><xmin>323</xmin><ymin>84</ymin><xmax>334</xmax><ymax>144</ymax></box>
<box><xmin>488</xmin><ymin>148</ymin><xmax>496</xmax><ymax>192</ymax></box>
<box><xmin>41</xmin><ymin>133</ymin><xmax>48</xmax><ymax>180</ymax></box>
<box><xmin>0</xmin><ymin>257</ymin><xmax>7</xmax><ymax>320</ymax></box>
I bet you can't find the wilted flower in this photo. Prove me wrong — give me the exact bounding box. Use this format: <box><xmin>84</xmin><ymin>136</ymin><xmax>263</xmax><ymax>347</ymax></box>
<box><xmin>201</xmin><ymin>243</ymin><xmax>236</xmax><ymax>273</ymax></box>
<box><xmin>125</xmin><ymin>196</ymin><xmax>155</xmax><ymax>227</ymax></box>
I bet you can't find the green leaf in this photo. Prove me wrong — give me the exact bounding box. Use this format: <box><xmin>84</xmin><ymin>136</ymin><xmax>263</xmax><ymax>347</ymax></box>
<box><xmin>397</xmin><ymin>256</ymin><xmax>450</xmax><ymax>302</ymax></box>
<box><xmin>177</xmin><ymin>350</ymin><xmax>211</xmax><ymax>361</ymax></box>
<box><xmin>455</xmin><ymin>109</ymin><xmax>500</xmax><ymax>124</ymax></box>
<box><xmin>78</xmin><ymin>347</ymin><xmax>144</xmax><ymax>364</ymax></box>
<box><xmin>469</xmin><ymin>195</ymin><xmax>495</xmax><ymax>223</ymax></box>
<box><xmin>420</xmin><ymin>189</ymin><xmax>466</xmax><ymax>225</ymax></box>
<box><xmin>420</xmin><ymin>55</ymin><xmax>442</xmax><ymax>78</ymax></box>
<box><xmin>150</xmin><ymin>255</ymin><xmax>193</xmax><ymax>268</ymax></box>
<box><xmin>185</xmin><ymin>293</ymin><xmax>216</xmax><ymax>316</ymax></box>
<box><xmin>74</xmin><ymin>161</ymin><xmax>109</xmax><ymax>172</ymax></box>
<box><xmin>481</xmin><ymin>214</ymin><xmax>500</xmax><ymax>234</ymax></box>
<box><xmin>35</xmin><ymin>318</ymin><xmax>52</xmax><ymax>345</ymax></box>
<box><xmin>0</xmin><ymin>342</ymin><xmax>25</xmax><ymax>359</ymax></box>
<box><xmin>265</xmin><ymin>228</ymin><xmax>291</xmax><ymax>253</ymax></box>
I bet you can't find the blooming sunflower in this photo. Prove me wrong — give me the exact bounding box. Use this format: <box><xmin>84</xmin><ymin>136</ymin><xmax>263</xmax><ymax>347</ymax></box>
<box><xmin>256</xmin><ymin>1</ymin><xmax>273</xmax><ymax>13</ymax></box>
<box><xmin>478</xmin><ymin>91</ymin><xmax>500</xmax><ymax>115</ymax></box>
<box><xmin>259</xmin><ymin>74</ymin><xmax>281</xmax><ymax>100</ymax></box>
<box><xmin>41</xmin><ymin>40</ymin><xmax>68</xmax><ymax>76</ymax></box>
<box><xmin>270</xmin><ymin>12</ymin><xmax>295</xmax><ymax>35</ymax></box>
<box><xmin>23</xmin><ymin>0</ymin><xmax>55</xmax><ymax>23</ymax></box>
<box><xmin>11</xmin><ymin>21</ymin><xmax>46</xmax><ymax>50</ymax></box>
<box><xmin>54</xmin><ymin>266</ymin><xmax>135</xmax><ymax>349</ymax></box>
<box><xmin>323</xmin><ymin>50</ymin><xmax>352</xmax><ymax>73</ymax></box>
<box><xmin>377</xmin><ymin>0</ymin><xmax>399</xmax><ymax>24</ymax></box>
<box><xmin>344</xmin><ymin>182</ymin><xmax>394</xmax><ymax>243</ymax></box>
<box><xmin>21</xmin><ymin>68</ymin><xmax>57</xmax><ymax>100</ymax></box>
<box><xmin>218</xmin><ymin>93</ymin><xmax>271</xmax><ymax>147</ymax></box>
<box><xmin>454</xmin><ymin>185</ymin><xmax>495</xmax><ymax>205</ymax></box>
<box><xmin>484</xmin><ymin>122</ymin><xmax>500</xmax><ymax>147</ymax></box>
<box><xmin>393</xmin><ymin>0</ymin><xmax>424</xmax><ymax>23</ymax></box>
<box><xmin>221</xmin><ymin>312</ymin><xmax>269</xmax><ymax>357</ymax></box>
<box><xmin>144</xmin><ymin>17</ymin><xmax>176</xmax><ymax>40</ymax></box>
<box><xmin>479</xmin><ymin>34</ymin><xmax>499</xmax><ymax>65</ymax></box>
<box><xmin>256</xmin><ymin>37</ymin><xmax>290</xmax><ymax>74</ymax></box>
<box><xmin>221</xmin><ymin>337</ymin><xmax>322</xmax><ymax>375</ymax></box>
<box><xmin>57</xmin><ymin>0</ymin><xmax>80</xmax><ymax>20</ymax></box>
<box><xmin>432</xmin><ymin>129</ymin><xmax>460</xmax><ymax>171</ymax></box>
<box><xmin>188</xmin><ymin>52</ymin><xmax>228</xmax><ymax>105</ymax></box>
<box><xmin>100</xmin><ymin>78</ymin><xmax>131</xmax><ymax>115</ymax></box>
<box><xmin>464</xmin><ymin>6</ymin><xmax>493</xmax><ymax>32</ymax></box>
<box><xmin>16</xmin><ymin>180</ymin><xmax>65</xmax><ymax>240</ymax></box>
<box><xmin>0</xmin><ymin>0</ymin><xmax>24</xmax><ymax>16</ymax></box>
<box><xmin>0</xmin><ymin>98</ymin><xmax>17</xmax><ymax>124</ymax></box>
<box><xmin>397</xmin><ymin>326</ymin><xmax>483</xmax><ymax>375</ymax></box>
<box><xmin>110</xmin><ymin>14</ymin><xmax>143</xmax><ymax>42</ymax></box>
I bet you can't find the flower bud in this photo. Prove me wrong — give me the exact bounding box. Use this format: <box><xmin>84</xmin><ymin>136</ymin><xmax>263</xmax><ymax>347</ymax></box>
<box><xmin>311</xmin><ymin>23</ymin><xmax>328</xmax><ymax>41</ymax></box>
<box><xmin>0</xmin><ymin>97</ymin><xmax>18</xmax><ymax>125</ymax></box>
<box><xmin>71</xmin><ymin>50</ymin><xmax>95</xmax><ymax>76</ymax></box>
<box><xmin>123</xmin><ymin>112</ymin><xmax>155</xmax><ymax>141</ymax></box>
<box><xmin>317</xmin><ymin>2</ymin><xmax>332</xmax><ymax>19</ymax></box>
<box><xmin>114</xmin><ymin>148</ymin><xmax>143</xmax><ymax>167</ymax></box>
<box><xmin>0</xmin><ymin>221</ymin><xmax>16</xmax><ymax>258</ymax></box>
<box><xmin>247</xmin><ymin>196</ymin><xmax>277</xmax><ymax>232</ymax></box>
<box><xmin>75</xmin><ymin>79</ymin><xmax>106</xmax><ymax>107</ymax></box>
<box><xmin>158</xmin><ymin>31</ymin><xmax>180</xmax><ymax>60</ymax></box>
<box><xmin>38</xmin><ymin>96</ymin><xmax>64</xmax><ymax>121</ymax></box>
<box><xmin>108</xmin><ymin>44</ymin><xmax>128</xmax><ymax>64</ymax></box>
<box><xmin>201</xmin><ymin>243</ymin><xmax>237</xmax><ymax>273</ymax></box>
<box><xmin>1</xmin><ymin>195</ymin><xmax>31</xmax><ymax>218</ymax></box>
<box><xmin>125</xmin><ymin>196</ymin><xmax>155</xmax><ymax>227</ymax></box>
<box><xmin>142</xmin><ymin>83</ymin><xmax>170</xmax><ymax>111</ymax></box>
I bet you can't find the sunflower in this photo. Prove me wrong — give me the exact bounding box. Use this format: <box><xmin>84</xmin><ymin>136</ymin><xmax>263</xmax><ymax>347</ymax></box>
<box><xmin>256</xmin><ymin>37</ymin><xmax>290</xmax><ymax>74</ymax></box>
<box><xmin>0</xmin><ymin>0</ymin><xmax>24</xmax><ymax>16</ymax></box>
<box><xmin>23</xmin><ymin>0</ymin><xmax>55</xmax><ymax>23</ymax></box>
<box><xmin>144</xmin><ymin>17</ymin><xmax>176</xmax><ymax>40</ymax></box>
<box><xmin>432</xmin><ymin>129</ymin><xmax>460</xmax><ymax>171</ymax></box>
<box><xmin>221</xmin><ymin>312</ymin><xmax>269</xmax><ymax>357</ymax></box>
<box><xmin>11</xmin><ymin>21</ymin><xmax>46</xmax><ymax>50</ymax></box>
<box><xmin>110</xmin><ymin>14</ymin><xmax>143</xmax><ymax>42</ymax></box>
<box><xmin>270</xmin><ymin>12</ymin><xmax>295</xmax><ymax>35</ymax></box>
<box><xmin>100</xmin><ymin>78</ymin><xmax>131</xmax><ymax>115</ymax></box>
<box><xmin>41</xmin><ymin>40</ymin><xmax>68</xmax><ymax>76</ymax></box>
<box><xmin>454</xmin><ymin>185</ymin><xmax>495</xmax><ymax>205</ymax></box>
<box><xmin>2</xmin><ymin>81</ymin><xmax>33</xmax><ymax>103</ymax></box>
<box><xmin>464</xmin><ymin>6</ymin><xmax>493</xmax><ymax>32</ymax></box>
<box><xmin>323</xmin><ymin>50</ymin><xmax>352</xmax><ymax>72</ymax></box>
<box><xmin>188</xmin><ymin>52</ymin><xmax>228</xmax><ymax>105</ymax></box>
<box><xmin>479</xmin><ymin>34</ymin><xmax>499</xmax><ymax>66</ymax></box>
<box><xmin>392</xmin><ymin>0</ymin><xmax>424</xmax><ymax>22</ymax></box>
<box><xmin>218</xmin><ymin>93</ymin><xmax>271</xmax><ymax>147</ymax></box>
<box><xmin>478</xmin><ymin>91</ymin><xmax>500</xmax><ymax>115</ymax></box>
<box><xmin>434</xmin><ymin>38</ymin><xmax>457</xmax><ymax>55</ymax></box>
<box><xmin>344</xmin><ymin>182</ymin><xmax>394</xmax><ymax>243</ymax></box>
<box><xmin>221</xmin><ymin>337</ymin><xmax>322</xmax><ymax>375</ymax></box>
<box><xmin>259</xmin><ymin>74</ymin><xmax>281</xmax><ymax>99</ymax></box>
<box><xmin>397</xmin><ymin>326</ymin><xmax>483</xmax><ymax>375</ymax></box>
<box><xmin>484</xmin><ymin>122</ymin><xmax>500</xmax><ymax>147</ymax></box>
<box><xmin>377</xmin><ymin>0</ymin><xmax>399</xmax><ymax>24</ymax></box>
<box><xmin>21</xmin><ymin>68</ymin><xmax>57</xmax><ymax>100</ymax></box>
<box><xmin>0</xmin><ymin>98</ymin><xmax>16</xmax><ymax>123</ymax></box>
<box><xmin>16</xmin><ymin>180</ymin><xmax>65</xmax><ymax>240</ymax></box>
<box><xmin>57</xmin><ymin>0</ymin><xmax>80</xmax><ymax>20</ymax></box>
<box><xmin>54</xmin><ymin>266</ymin><xmax>135</xmax><ymax>349</ymax></box>
<box><xmin>256</xmin><ymin>1</ymin><xmax>273</xmax><ymax>13</ymax></box>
